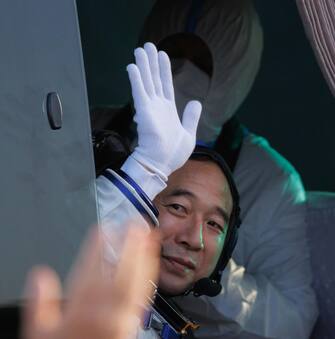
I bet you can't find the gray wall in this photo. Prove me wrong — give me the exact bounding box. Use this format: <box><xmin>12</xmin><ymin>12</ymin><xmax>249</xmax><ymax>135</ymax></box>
<box><xmin>0</xmin><ymin>0</ymin><xmax>97</xmax><ymax>303</ymax></box>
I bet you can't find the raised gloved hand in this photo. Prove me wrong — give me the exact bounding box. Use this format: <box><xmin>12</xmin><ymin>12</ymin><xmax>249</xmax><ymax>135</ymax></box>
<box><xmin>122</xmin><ymin>42</ymin><xmax>202</xmax><ymax>198</ymax></box>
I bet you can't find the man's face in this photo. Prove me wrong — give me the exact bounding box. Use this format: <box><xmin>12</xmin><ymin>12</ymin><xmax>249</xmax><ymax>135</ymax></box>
<box><xmin>154</xmin><ymin>159</ymin><xmax>233</xmax><ymax>295</ymax></box>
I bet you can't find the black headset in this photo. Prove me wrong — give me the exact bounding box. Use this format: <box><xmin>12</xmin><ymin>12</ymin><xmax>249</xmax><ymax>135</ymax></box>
<box><xmin>189</xmin><ymin>145</ymin><xmax>241</xmax><ymax>297</ymax></box>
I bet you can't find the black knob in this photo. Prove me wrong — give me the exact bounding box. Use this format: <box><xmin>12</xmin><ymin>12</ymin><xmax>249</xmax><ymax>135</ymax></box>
<box><xmin>46</xmin><ymin>92</ymin><xmax>63</xmax><ymax>130</ymax></box>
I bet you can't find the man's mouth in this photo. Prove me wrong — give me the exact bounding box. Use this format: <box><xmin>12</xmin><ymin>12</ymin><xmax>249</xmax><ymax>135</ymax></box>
<box><xmin>162</xmin><ymin>255</ymin><xmax>196</xmax><ymax>271</ymax></box>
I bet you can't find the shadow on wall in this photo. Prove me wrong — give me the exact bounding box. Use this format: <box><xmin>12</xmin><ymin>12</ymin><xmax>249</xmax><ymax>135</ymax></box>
<box><xmin>77</xmin><ymin>0</ymin><xmax>335</xmax><ymax>192</ymax></box>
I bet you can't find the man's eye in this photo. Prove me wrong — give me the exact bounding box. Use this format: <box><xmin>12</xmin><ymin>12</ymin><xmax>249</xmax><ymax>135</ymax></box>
<box><xmin>170</xmin><ymin>204</ymin><xmax>183</xmax><ymax>211</ymax></box>
<box><xmin>165</xmin><ymin>203</ymin><xmax>186</xmax><ymax>215</ymax></box>
<box><xmin>207</xmin><ymin>220</ymin><xmax>224</xmax><ymax>233</ymax></box>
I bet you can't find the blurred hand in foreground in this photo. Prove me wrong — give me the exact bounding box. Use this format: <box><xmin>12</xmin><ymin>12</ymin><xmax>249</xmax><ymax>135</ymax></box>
<box><xmin>22</xmin><ymin>224</ymin><xmax>159</xmax><ymax>339</ymax></box>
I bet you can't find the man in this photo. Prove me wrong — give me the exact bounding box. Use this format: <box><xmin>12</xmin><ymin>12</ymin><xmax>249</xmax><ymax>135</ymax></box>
<box><xmin>154</xmin><ymin>158</ymin><xmax>233</xmax><ymax>297</ymax></box>
<box><xmin>96</xmin><ymin>42</ymin><xmax>246</xmax><ymax>338</ymax></box>
<box><xmin>136</xmin><ymin>1</ymin><xmax>318</xmax><ymax>338</ymax></box>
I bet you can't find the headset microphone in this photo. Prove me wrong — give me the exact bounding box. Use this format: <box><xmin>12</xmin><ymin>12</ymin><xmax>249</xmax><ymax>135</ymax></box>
<box><xmin>192</xmin><ymin>277</ymin><xmax>222</xmax><ymax>297</ymax></box>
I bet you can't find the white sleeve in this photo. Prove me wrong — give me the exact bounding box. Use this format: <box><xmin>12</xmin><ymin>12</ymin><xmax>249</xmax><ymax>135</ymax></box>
<box><xmin>96</xmin><ymin>172</ymin><xmax>152</xmax><ymax>263</ymax></box>
<box><xmin>121</xmin><ymin>155</ymin><xmax>167</xmax><ymax>200</ymax></box>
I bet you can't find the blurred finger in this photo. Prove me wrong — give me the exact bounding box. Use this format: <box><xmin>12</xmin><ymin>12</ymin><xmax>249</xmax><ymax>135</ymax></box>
<box><xmin>112</xmin><ymin>225</ymin><xmax>160</xmax><ymax>336</ymax></box>
<box><xmin>144</xmin><ymin>42</ymin><xmax>164</xmax><ymax>96</ymax></box>
<box><xmin>22</xmin><ymin>266</ymin><xmax>62</xmax><ymax>339</ymax></box>
<box><xmin>65</xmin><ymin>227</ymin><xmax>103</xmax><ymax>301</ymax></box>
<box><xmin>134</xmin><ymin>47</ymin><xmax>155</xmax><ymax>97</ymax></box>
<box><xmin>132</xmin><ymin>229</ymin><xmax>160</xmax><ymax>304</ymax></box>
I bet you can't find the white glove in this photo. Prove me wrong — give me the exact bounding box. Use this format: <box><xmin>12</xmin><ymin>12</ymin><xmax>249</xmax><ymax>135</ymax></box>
<box><xmin>122</xmin><ymin>42</ymin><xmax>202</xmax><ymax>199</ymax></box>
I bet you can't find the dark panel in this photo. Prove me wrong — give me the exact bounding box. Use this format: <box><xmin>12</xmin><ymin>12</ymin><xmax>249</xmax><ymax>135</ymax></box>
<box><xmin>238</xmin><ymin>0</ymin><xmax>335</xmax><ymax>191</ymax></box>
<box><xmin>77</xmin><ymin>0</ymin><xmax>155</xmax><ymax>105</ymax></box>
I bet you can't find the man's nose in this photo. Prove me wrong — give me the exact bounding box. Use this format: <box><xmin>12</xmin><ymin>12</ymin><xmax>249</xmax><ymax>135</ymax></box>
<box><xmin>177</xmin><ymin>216</ymin><xmax>204</xmax><ymax>251</ymax></box>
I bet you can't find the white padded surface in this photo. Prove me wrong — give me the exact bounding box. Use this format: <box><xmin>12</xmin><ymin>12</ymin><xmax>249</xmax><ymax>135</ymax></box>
<box><xmin>307</xmin><ymin>191</ymin><xmax>335</xmax><ymax>339</ymax></box>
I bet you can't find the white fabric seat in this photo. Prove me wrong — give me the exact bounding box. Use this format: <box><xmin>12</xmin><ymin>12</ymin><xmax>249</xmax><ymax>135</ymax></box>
<box><xmin>307</xmin><ymin>191</ymin><xmax>335</xmax><ymax>339</ymax></box>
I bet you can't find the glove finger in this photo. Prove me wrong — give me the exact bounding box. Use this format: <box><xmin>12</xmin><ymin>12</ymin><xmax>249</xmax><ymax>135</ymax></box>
<box><xmin>158</xmin><ymin>51</ymin><xmax>175</xmax><ymax>101</ymax></box>
<box><xmin>144</xmin><ymin>42</ymin><xmax>163</xmax><ymax>96</ymax></box>
<box><xmin>126</xmin><ymin>63</ymin><xmax>148</xmax><ymax>109</ymax></box>
<box><xmin>134</xmin><ymin>47</ymin><xmax>155</xmax><ymax>97</ymax></box>
<box><xmin>181</xmin><ymin>100</ymin><xmax>202</xmax><ymax>136</ymax></box>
